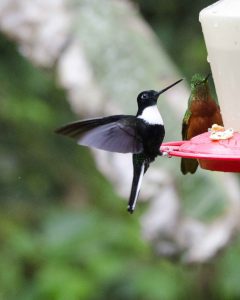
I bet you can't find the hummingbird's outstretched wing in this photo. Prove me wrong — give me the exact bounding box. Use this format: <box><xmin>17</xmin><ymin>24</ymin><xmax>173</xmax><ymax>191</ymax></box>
<box><xmin>55</xmin><ymin>115</ymin><xmax>144</xmax><ymax>154</ymax></box>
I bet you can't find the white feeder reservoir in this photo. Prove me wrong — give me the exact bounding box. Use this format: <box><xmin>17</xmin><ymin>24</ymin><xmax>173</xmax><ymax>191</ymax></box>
<box><xmin>200</xmin><ymin>0</ymin><xmax>240</xmax><ymax>130</ymax></box>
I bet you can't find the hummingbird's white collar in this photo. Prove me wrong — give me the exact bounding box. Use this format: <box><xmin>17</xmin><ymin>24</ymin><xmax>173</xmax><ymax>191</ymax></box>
<box><xmin>138</xmin><ymin>105</ymin><xmax>164</xmax><ymax>125</ymax></box>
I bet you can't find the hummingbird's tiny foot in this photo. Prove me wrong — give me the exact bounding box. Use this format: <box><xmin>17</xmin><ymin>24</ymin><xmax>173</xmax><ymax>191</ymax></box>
<box><xmin>165</xmin><ymin>151</ymin><xmax>172</xmax><ymax>158</ymax></box>
<box><xmin>160</xmin><ymin>150</ymin><xmax>172</xmax><ymax>158</ymax></box>
<box><xmin>160</xmin><ymin>151</ymin><xmax>168</xmax><ymax>156</ymax></box>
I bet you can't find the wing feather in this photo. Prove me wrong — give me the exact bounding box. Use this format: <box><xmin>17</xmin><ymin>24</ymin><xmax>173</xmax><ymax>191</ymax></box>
<box><xmin>182</xmin><ymin>110</ymin><xmax>191</xmax><ymax>140</ymax></box>
<box><xmin>56</xmin><ymin>115</ymin><xmax>143</xmax><ymax>154</ymax></box>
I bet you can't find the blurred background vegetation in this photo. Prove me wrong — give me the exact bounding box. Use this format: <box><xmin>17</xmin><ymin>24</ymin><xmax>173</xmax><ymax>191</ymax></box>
<box><xmin>1</xmin><ymin>1</ymin><xmax>240</xmax><ymax>299</ymax></box>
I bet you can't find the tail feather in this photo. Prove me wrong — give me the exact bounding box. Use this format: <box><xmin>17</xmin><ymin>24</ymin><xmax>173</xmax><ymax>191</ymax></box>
<box><xmin>181</xmin><ymin>158</ymin><xmax>198</xmax><ymax>174</ymax></box>
<box><xmin>127</xmin><ymin>162</ymin><xmax>145</xmax><ymax>214</ymax></box>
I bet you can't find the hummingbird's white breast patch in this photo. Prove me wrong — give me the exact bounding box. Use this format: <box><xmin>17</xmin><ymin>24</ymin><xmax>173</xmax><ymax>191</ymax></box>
<box><xmin>138</xmin><ymin>105</ymin><xmax>164</xmax><ymax>125</ymax></box>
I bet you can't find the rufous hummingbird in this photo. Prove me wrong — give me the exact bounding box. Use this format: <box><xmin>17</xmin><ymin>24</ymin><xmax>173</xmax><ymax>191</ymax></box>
<box><xmin>181</xmin><ymin>73</ymin><xmax>223</xmax><ymax>174</ymax></box>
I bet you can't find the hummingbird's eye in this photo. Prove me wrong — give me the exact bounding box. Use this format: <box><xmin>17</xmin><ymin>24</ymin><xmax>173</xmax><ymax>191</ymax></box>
<box><xmin>194</xmin><ymin>82</ymin><xmax>201</xmax><ymax>87</ymax></box>
<box><xmin>141</xmin><ymin>93</ymin><xmax>148</xmax><ymax>100</ymax></box>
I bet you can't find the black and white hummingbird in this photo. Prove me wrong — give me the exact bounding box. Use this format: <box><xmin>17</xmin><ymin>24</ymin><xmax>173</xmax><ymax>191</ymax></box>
<box><xmin>56</xmin><ymin>79</ymin><xmax>183</xmax><ymax>213</ymax></box>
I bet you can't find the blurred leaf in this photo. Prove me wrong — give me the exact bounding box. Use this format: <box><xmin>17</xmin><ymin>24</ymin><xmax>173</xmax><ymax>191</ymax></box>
<box><xmin>36</xmin><ymin>263</ymin><xmax>94</xmax><ymax>300</ymax></box>
<box><xmin>214</xmin><ymin>239</ymin><xmax>240</xmax><ymax>299</ymax></box>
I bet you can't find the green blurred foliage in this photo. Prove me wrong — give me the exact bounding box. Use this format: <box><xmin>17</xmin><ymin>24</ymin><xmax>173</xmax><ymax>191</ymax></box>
<box><xmin>1</xmin><ymin>1</ymin><xmax>240</xmax><ymax>299</ymax></box>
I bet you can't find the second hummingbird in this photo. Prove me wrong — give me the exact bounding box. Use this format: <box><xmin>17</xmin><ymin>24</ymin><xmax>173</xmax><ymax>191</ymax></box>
<box><xmin>181</xmin><ymin>73</ymin><xmax>223</xmax><ymax>174</ymax></box>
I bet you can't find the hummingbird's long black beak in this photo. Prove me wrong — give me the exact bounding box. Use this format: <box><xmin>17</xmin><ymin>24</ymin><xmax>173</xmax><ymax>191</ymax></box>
<box><xmin>156</xmin><ymin>78</ymin><xmax>183</xmax><ymax>97</ymax></box>
<box><xmin>204</xmin><ymin>72</ymin><xmax>211</xmax><ymax>82</ymax></box>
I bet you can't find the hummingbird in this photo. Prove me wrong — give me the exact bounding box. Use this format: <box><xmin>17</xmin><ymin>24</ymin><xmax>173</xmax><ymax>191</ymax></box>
<box><xmin>181</xmin><ymin>73</ymin><xmax>223</xmax><ymax>174</ymax></box>
<box><xmin>56</xmin><ymin>79</ymin><xmax>183</xmax><ymax>213</ymax></box>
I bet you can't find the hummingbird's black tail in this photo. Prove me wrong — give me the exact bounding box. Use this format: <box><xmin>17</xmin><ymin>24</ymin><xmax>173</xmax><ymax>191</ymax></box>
<box><xmin>128</xmin><ymin>155</ymin><xmax>148</xmax><ymax>214</ymax></box>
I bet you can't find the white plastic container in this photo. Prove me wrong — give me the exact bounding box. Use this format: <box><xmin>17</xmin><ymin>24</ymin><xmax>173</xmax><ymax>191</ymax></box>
<box><xmin>200</xmin><ymin>0</ymin><xmax>240</xmax><ymax>131</ymax></box>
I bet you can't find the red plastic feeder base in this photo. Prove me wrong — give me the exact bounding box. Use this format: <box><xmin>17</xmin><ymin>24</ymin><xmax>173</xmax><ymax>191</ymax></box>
<box><xmin>160</xmin><ymin>131</ymin><xmax>240</xmax><ymax>172</ymax></box>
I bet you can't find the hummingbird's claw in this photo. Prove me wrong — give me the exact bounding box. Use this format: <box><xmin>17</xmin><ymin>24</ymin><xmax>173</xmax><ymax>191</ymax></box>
<box><xmin>159</xmin><ymin>150</ymin><xmax>170</xmax><ymax>157</ymax></box>
<box><xmin>160</xmin><ymin>150</ymin><xmax>172</xmax><ymax>158</ymax></box>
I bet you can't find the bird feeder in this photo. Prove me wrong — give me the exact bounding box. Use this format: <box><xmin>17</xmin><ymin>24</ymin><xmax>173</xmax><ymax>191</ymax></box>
<box><xmin>161</xmin><ymin>0</ymin><xmax>240</xmax><ymax>172</ymax></box>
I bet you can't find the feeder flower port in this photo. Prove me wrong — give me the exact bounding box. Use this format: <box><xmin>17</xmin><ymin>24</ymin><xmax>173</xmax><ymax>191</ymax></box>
<box><xmin>161</xmin><ymin>0</ymin><xmax>240</xmax><ymax>173</ymax></box>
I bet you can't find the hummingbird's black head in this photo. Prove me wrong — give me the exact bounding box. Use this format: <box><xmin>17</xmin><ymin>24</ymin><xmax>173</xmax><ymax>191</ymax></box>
<box><xmin>137</xmin><ymin>90</ymin><xmax>159</xmax><ymax>109</ymax></box>
<box><xmin>137</xmin><ymin>79</ymin><xmax>183</xmax><ymax>111</ymax></box>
